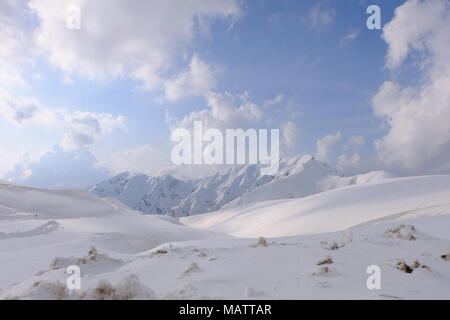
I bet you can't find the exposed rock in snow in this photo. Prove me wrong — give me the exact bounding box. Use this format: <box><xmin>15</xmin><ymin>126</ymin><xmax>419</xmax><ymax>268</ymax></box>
<box><xmin>396</xmin><ymin>260</ymin><xmax>414</xmax><ymax>273</ymax></box>
<box><xmin>317</xmin><ymin>256</ymin><xmax>333</xmax><ymax>265</ymax></box>
<box><xmin>312</xmin><ymin>265</ymin><xmax>338</xmax><ymax>276</ymax></box>
<box><xmin>81</xmin><ymin>274</ymin><xmax>156</xmax><ymax>300</ymax></box>
<box><xmin>50</xmin><ymin>247</ymin><xmax>123</xmax><ymax>270</ymax></box>
<box><xmin>383</xmin><ymin>225</ymin><xmax>422</xmax><ymax>241</ymax></box>
<box><xmin>251</xmin><ymin>236</ymin><xmax>268</xmax><ymax>247</ymax></box>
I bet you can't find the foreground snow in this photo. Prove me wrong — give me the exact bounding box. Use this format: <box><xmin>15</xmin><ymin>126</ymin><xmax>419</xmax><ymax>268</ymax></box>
<box><xmin>0</xmin><ymin>181</ymin><xmax>224</xmax><ymax>291</ymax></box>
<box><xmin>0</xmin><ymin>176</ymin><xmax>450</xmax><ymax>299</ymax></box>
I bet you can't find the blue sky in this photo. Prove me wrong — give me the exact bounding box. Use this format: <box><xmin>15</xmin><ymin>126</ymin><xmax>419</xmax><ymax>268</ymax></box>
<box><xmin>1</xmin><ymin>0</ymin><xmax>450</xmax><ymax>188</ymax></box>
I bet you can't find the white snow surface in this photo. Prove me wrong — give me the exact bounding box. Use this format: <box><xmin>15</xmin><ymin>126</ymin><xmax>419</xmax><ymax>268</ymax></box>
<box><xmin>181</xmin><ymin>175</ymin><xmax>450</xmax><ymax>238</ymax></box>
<box><xmin>1</xmin><ymin>175</ymin><xmax>450</xmax><ymax>300</ymax></box>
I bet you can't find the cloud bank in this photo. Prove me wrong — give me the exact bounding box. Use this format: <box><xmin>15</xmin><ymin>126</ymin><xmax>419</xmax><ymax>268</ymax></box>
<box><xmin>373</xmin><ymin>0</ymin><xmax>450</xmax><ymax>174</ymax></box>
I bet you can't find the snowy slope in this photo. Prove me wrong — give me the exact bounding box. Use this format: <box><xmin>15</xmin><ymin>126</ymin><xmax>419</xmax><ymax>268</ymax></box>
<box><xmin>0</xmin><ymin>180</ymin><xmax>225</xmax><ymax>290</ymax></box>
<box><xmin>181</xmin><ymin>175</ymin><xmax>450</xmax><ymax>238</ymax></box>
<box><xmin>90</xmin><ymin>155</ymin><xmax>393</xmax><ymax>216</ymax></box>
<box><xmin>1</xmin><ymin>176</ymin><xmax>450</xmax><ymax>299</ymax></box>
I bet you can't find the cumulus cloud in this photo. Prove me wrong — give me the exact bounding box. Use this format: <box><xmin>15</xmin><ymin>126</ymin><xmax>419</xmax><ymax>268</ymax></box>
<box><xmin>29</xmin><ymin>0</ymin><xmax>240</xmax><ymax>89</ymax></box>
<box><xmin>62</xmin><ymin>111</ymin><xmax>125</xmax><ymax>150</ymax></box>
<box><xmin>169</xmin><ymin>90</ymin><xmax>304</xmax><ymax>164</ymax></box>
<box><xmin>315</xmin><ymin>131</ymin><xmax>341</xmax><ymax>162</ymax></box>
<box><xmin>94</xmin><ymin>144</ymin><xmax>171</xmax><ymax>176</ymax></box>
<box><xmin>337</xmin><ymin>153</ymin><xmax>361</xmax><ymax>169</ymax></box>
<box><xmin>174</xmin><ymin>91</ymin><xmax>263</xmax><ymax>132</ymax></box>
<box><xmin>0</xmin><ymin>90</ymin><xmax>38</xmax><ymax>125</ymax></box>
<box><xmin>5</xmin><ymin>146</ymin><xmax>111</xmax><ymax>189</ymax></box>
<box><xmin>343</xmin><ymin>135</ymin><xmax>365</xmax><ymax>152</ymax></box>
<box><xmin>373</xmin><ymin>0</ymin><xmax>450</xmax><ymax>173</ymax></box>
<box><xmin>337</xmin><ymin>135</ymin><xmax>365</xmax><ymax>172</ymax></box>
<box><xmin>164</xmin><ymin>55</ymin><xmax>217</xmax><ymax>101</ymax></box>
<box><xmin>0</xmin><ymin>1</ymin><xmax>31</xmax><ymax>85</ymax></box>
<box><xmin>0</xmin><ymin>90</ymin><xmax>125</xmax><ymax>149</ymax></box>
<box><xmin>0</xmin><ymin>90</ymin><xmax>59</xmax><ymax>126</ymax></box>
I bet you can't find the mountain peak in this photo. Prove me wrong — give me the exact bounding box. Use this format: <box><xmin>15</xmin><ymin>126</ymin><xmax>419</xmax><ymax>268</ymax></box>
<box><xmin>90</xmin><ymin>155</ymin><xmax>375</xmax><ymax>216</ymax></box>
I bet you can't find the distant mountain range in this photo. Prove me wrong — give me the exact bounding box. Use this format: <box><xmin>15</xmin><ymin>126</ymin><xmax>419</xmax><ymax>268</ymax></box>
<box><xmin>89</xmin><ymin>155</ymin><xmax>393</xmax><ymax>216</ymax></box>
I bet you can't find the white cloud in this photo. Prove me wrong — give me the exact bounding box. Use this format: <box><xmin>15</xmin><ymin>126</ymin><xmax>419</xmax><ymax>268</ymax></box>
<box><xmin>62</xmin><ymin>111</ymin><xmax>125</xmax><ymax>150</ymax></box>
<box><xmin>337</xmin><ymin>135</ymin><xmax>365</xmax><ymax>173</ymax></box>
<box><xmin>383</xmin><ymin>0</ymin><xmax>449</xmax><ymax>71</ymax></box>
<box><xmin>169</xmin><ymin>90</ymin><xmax>305</xmax><ymax>161</ymax></box>
<box><xmin>174</xmin><ymin>91</ymin><xmax>263</xmax><ymax>132</ymax></box>
<box><xmin>94</xmin><ymin>144</ymin><xmax>171</xmax><ymax>176</ymax></box>
<box><xmin>339</xmin><ymin>28</ymin><xmax>360</xmax><ymax>47</ymax></box>
<box><xmin>343</xmin><ymin>135</ymin><xmax>365</xmax><ymax>152</ymax></box>
<box><xmin>0</xmin><ymin>1</ymin><xmax>32</xmax><ymax>86</ymax></box>
<box><xmin>282</xmin><ymin>121</ymin><xmax>299</xmax><ymax>148</ymax></box>
<box><xmin>308</xmin><ymin>2</ymin><xmax>335</xmax><ymax>31</ymax></box>
<box><xmin>373</xmin><ymin>0</ymin><xmax>450</xmax><ymax>173</ymax></box>
<box><xmin>0</xmin><ymin>90</ymin><xmax>125</xmax><ymax>150</ymax></box>
<box><xmin>315</xmin><ymin>131</ymin><xmax>341</xmax><ymax>162</ymax></box>
<box><xmin>0</xmin><ymin>90</ymin><xmax>38</xmax><ymax>125</ymax></box>
<box><xmin>29</xmin><ymin>0</ymin><xmax>240</xmax><ymax>89</ymax></box>
<box><xmin>5</xmin><ymin>146</ymin><xmax>110</xmax><ymax>189</ymax></box>
<box><xmin>0</xmin><ymin>90</ymin><xmax>59</xmax><ymax>127</ymax></box>
<box><xmin>0</xmin><ymin>151</ymin><xmax>31</xmax><ymax>178</ymax></box>
<box><xmin>164</xmin><ymin>55</ymin><xmax>217</xmax><ymax>101</ymax></box>
<box><xmin>264</xmin><ymin>93</ymin><xmax>284</xmax><ymax>107</ymax></box>
<box><xmin>337</xmin><ymin>153</ymin><xmax>361</xmax><ymax>169</ymax></box>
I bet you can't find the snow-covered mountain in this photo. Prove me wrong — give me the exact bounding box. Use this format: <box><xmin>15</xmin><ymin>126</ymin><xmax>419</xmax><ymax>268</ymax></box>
<box><xmin>90</xmin><ymin>155</ymin><xmax>393</xmax><ymax>216</ymax></box>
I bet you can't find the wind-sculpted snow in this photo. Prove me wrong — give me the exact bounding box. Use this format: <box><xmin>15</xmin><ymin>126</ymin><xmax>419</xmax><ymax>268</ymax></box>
<box><xmin>90</xmin><ymin>155</ymin><xmax>393</xmax><ymax>216</ymax></box>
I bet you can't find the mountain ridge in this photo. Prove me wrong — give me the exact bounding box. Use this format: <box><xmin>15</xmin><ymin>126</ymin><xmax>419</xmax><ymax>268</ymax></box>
<box><xmin>89</xmin><ymin>155</ymin><xmax>393</xmax><ymax>216</ymax></box>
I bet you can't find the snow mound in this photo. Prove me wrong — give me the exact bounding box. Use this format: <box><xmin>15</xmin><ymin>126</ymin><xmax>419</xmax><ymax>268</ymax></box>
<box><xmin>383</xmin><ymin>225</ymin><xmax>423</xmax><ymax>241</ymax></box>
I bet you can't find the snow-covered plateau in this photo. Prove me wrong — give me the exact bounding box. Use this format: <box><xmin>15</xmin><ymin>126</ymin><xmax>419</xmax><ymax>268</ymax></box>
<box><xmin>1</xmin><ymin>173</ymin><xmax>450</xmax><ymax>299</ymax></box>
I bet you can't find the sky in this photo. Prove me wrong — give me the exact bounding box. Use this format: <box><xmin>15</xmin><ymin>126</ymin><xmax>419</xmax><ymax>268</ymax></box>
<box><xmin>0</xmin><ymin>0</ymin><xmax>449</xmax><ymax>189</ymax></box>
